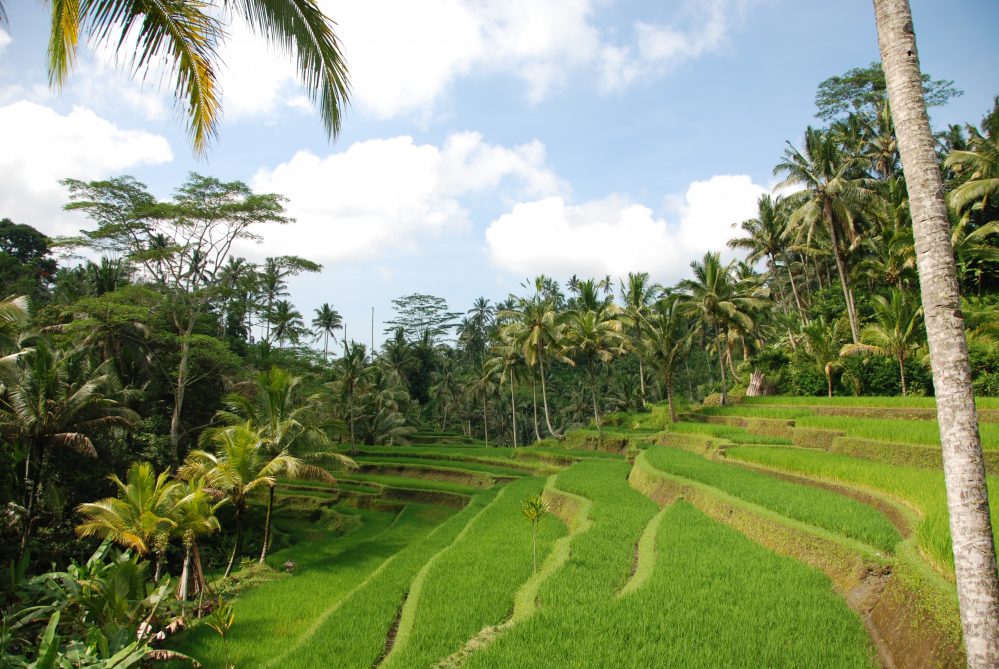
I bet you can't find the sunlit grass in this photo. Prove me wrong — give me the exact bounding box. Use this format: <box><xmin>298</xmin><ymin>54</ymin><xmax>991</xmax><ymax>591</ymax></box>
<box><xmin>465</xmin><ymin>501</ymin><xmax>875</xmax><ymax>668</ymax></box>
<box><xmin>794</xmin><ymin>415</ymin><xmax>999</xmax><ymax>449</ymax></box>
<box><xmin>743</xmin><ymin>395</ymin><xmax>999</xmax><ymax>409</ymax></box>
<box><xmin>727</xmin><ymin>445</ymin><xmax>999</xmax><ymax>575</ymax></box>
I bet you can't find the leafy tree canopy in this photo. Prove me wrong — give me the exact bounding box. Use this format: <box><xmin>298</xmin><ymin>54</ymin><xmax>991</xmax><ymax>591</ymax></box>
<box><xmin>815</xmin><ymin>62</ymin><xmax>960</xmax><ymax>121</ymax></box>
<box><xmin>383</xmin><ymin>293</ymin><xmax>461</xmax><ymax>344</ymax></box>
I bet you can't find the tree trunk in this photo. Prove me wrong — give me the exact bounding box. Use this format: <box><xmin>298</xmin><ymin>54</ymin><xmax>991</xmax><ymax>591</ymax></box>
<box><xmin>716</xmin><ymin>329</ymin><xmax>728</xmax><ymax>406</ymax></box>
<box><xmin>170</xmin><ymin>318</ymin><xmax>198</xmax><ymax>462</ymax></box>
<box><xmin>875</xmin><ymin>2</ymin><xmax>999</xmax><ymax>664</ymax></box>
<box><xmin>531</xmin><ymin>377</ymin><xmax>541</xmax><ymax>443</ymax></box>
<box><xmin>782</xmin><ymin>251</ymin><xmax>808</xmax><ymax>322</ymax></box>
<box><xmin>510</xmin><ymin>374</ymin><xmax>518</xmax><ymax>449</ymax></box>
<box><xmin>638</xmin><ymin>355</ymin><xmax>647</xmax><ymax>409</ymax></box>
<box><xmin>537</xmin><ymin>346</ymin><xmax>559</xmax><ymax>439</ymax></box>
<box><xmin>898</xmin><ymin>357</ymin><xmax>908</xmax><ymax>397</ymax></box>
<box><xmin>224</xmin><ymin>509</ymin><xmax>243</xmax><ymax>578</ymax></box>
<box><xmin>482</xmin><ymin>391</ymin><xmax>489</xmax><ymax>446</ymax></box>
<box><xmin>666</xmin><ymin>380</ymin><xmax>677</xmax><ymax>423</ymax></box>
<box><xmin>825</xmin><ymin>364</ymin><xmax>834</xmax><ymax>398</ymax></box>
<box><xmin>824</xmin><ymin>201</ymin><xmax>861</xmax><ymax>343</ymax></box>
<box><xmin>179</xmin><ymin>543</ymin><xmax>192</xmax><ymax>601</ymax></box>
<box><xmin>260</xmin><ymin>485</ymin><xmax>275</xmax><ymax>564</ymax></box>
<box><xmin>588</xmin><ymin>359</ymin><xmax>601</xmax><ymax>434</ymax></box>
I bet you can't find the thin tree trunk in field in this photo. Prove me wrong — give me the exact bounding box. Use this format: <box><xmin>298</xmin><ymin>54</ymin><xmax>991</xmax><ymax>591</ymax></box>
<box><xmin>510</xmin><ymin>375</ymin><xmax>518</xmax><ymax>448</ymax></box>
<box><xmin>179</xmin><ymin>544</ymin><xmax>192</xmax><ymax>601</ymax></box>
<box><xmin>716</xmin><ymin>331</ymin><xmax>728</xmax><ymax>406</ymax></box>
<box><xmin>537</xmin><ymin>346</ymin><xmax>559</xmax><ymax>438</ymax></box>
<box><xmin>874</xmin><ymin>2</ymin><xmax>999</xmax><ymax>664</ymax></box>
<box><xmin>638</xmin><ymin>356</ymin><xmax>647</xmax><ymax>408</ymax></box>
<box><xmin>531</xmin><ymin>377</ymin><xmax>541</xmax><ymax>442</ymax></box>
<box><xmin>899</xmin><ymin>357</ymin><xmax>908</xmax><ymax>397</ymax></box>
<box><xmin>824</xmin><ymin>201</ymin><xmax>861</xmax><ymax>343</ymax></box>
<box><xmin>588</xmin><ymin>359</ymin><xmax>601</xmax><ymax>434</ymax></box>
<box><xmin>666</xmin><ymin>380</ymin><xmax>677</xmax><ymax>423</ymax></box>
<box><xmin>224</xmin><ymin>510</ymin><xmax>243</xmax><ymax>578</ymax></box>
<box><xmin>782</xmin><ymin>251</ymin><xmax>808</xmax><ymax>321</ymax></box>
<box><xmin>482</xmin><ymin>391</ymin><xmax>489</xmax><ymax>446</ymax></box>
<box><xmin>260</xmin><ymin>485</ymin><xmax>275</xmax><ymax>563</ymax></box>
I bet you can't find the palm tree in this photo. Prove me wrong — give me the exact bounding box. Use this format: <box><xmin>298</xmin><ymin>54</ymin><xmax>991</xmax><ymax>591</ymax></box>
<box><xmin>333</xmin><ymin>343</ymin><xmax>372</xmax><ymax>455</ymax></box>
<box><xmin>215</xmin><ymin>366</ymin><xmax>354</xmax><ymax>562</ymax></box>
<box><xmin>485</xmin><ymin>333</ymin><xmax>526</xmax><ymax>448</ymax></box>
<box><xmin>174</xmin><ymin>476</ymin><xmax>224</xmax><ymax>601</ymax></box>
<box><xmin>679</xmin><ymin>253</ymin><xmax>764</xmax><ymax>405</ymax></box>
<box><xmin>268</xmin><ymin>300</ymin><xmax>306</xmax><ymax>348</ymax></box>
<box><xmin>619</xmin><ymin>272</ymin><xmax>660</xmax><ymax>406</ymax></box>
<box><xmin>311</xmin><ymin>303</ymin><xmax>343</xmax><ymax>363</ymax></box>
<box><xmin>521</xmin><ymin>494</ymin><xmax>550</xmax><ymax>575</ymax></box>
<box><xmin>500</xmin><ymin>291</ymin><xmax>567</xmax><ymax>439</ymax></box>
<box><xmin>775</xmin><ymin>127</ymin><xmax>874</xmax><ymax>342</ymax></box>
<box><xmin>945</xmin><ymin>124</ymin><xmax>999</xmax><ymax>217</ymax></box>
<box><xmin>728</xmin><ymin>194</ymin><xmax>808</xmax><ymax>322</ymax></box>
<box><xmin>841</xmin><ymin>290</ymin><xmax>924</xmax><ymax>396</ymax></box>
<box><xmin>0</xmin><ymin>340</ymin><xmax>139</xmax><ymax>551</ymax></box>
<box><xmin>40</xmin><ymin>0</ymin><xmax>349</xmax><ymax>153</ymax></box>
<box><xmin>564</xmin><ymin>309</ymin><xmax>625</xmax><ymax>433</ymax></box>
<box><xmin>640</xmin><ymin>297</ymin><xmax>690</xmax><ymax>423</ymax></box>
<box><xmin>800</xmin><ymin>317</ymin><xmax>849</xmax><ymax>398</ymax></box>
<box><xmin>75</xmin><ymin>462</ymin><xmax>186</xmax><ymax>582</ymax></box>
<box><xmin>181</xmin><ymin>423</ymin><xmax>302</xmax><ymax>578</ymax></box>
<box><xmin>874</xmin><ymin>1</ymin><xmax>999</xmax><ymax>661</ymax></box>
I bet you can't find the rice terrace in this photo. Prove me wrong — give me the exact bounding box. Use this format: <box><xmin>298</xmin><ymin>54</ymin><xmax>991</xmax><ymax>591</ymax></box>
<box><xmin>1</xmin><ymin>0</ymin><xmax>998</xmax><ymax>667</ymax></box>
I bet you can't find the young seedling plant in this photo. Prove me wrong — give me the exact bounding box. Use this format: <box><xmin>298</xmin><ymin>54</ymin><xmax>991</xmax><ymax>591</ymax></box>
<box><xmin>207</xmin><ymin>599</ymin><xmax>237</xmax><ymax>669</ymax></box>
<box><xmin>522</xmin><ymin>494</ymin><xmax>550</xmax><ymax>574</ymax></box>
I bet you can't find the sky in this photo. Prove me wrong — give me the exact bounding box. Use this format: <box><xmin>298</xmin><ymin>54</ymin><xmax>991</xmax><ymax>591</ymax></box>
<box><xmin>0</xmin><ymin>0</ymin><xmax>996</xmax><ymax>348</ymax></box>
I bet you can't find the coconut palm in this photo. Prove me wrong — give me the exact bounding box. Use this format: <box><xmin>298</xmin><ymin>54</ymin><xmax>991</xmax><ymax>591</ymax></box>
<box><xmin>0</xmin><ymin>340</ymin><xmax>139</xmax><ymax>550</ymax></box>
<box><xmin>840</xmin><ymin>290</ymin><xmax>924</xmax><ymax>396</ymax></box>
<box><xmin>312</xmin><ymin>303</ymin><xmax>343</xmax><ymax>363</ymax></box>
<box><xmin>180</xmin><ymin>423</ymin><xmax>302</xmax><ymax>578</ymax></box>
<box><xmin>945</xmin><ymin>125</ymin><xmax>999</xmax><ymax>217</ymax></box>
<box><xmin>268</xmin><ymin>300</ymin><xmax>306</xmax><ymax>348</ymax></box>
<box><xmin>640</xmin><ymin>297</ymin><xmax>690</xmax><ymax>423</ymax></box>
<box><xmin>875</xmin><ymin>2</ymin><xmax>999</xmax><ymax>660</ymax></box>
<box><xmin>41</xmin><ymin>0</ymin><xmax>349</xmax><ymax>153</ymax></box>
<box><xmin>75</xmin><ymin>462</ymin><xmax>186</xmax><ymax>581</ymax></box>
<box><xmin>213</xmin><ymin>366</ymin><xmax>354</xmax><ymax>562</ymax></box>
<box><xmin>173</xmin><ymin>476</ymin><xmax>224</xmax><ymax>601</ymax></box>
<box><xmin>619</xmin><ymin>272</ymin><xmax>660</xmax><ymax>406</ymax></box>
<box><xmin>679</xmin><ymin>253</ymin><xmax>765</xmax><ymax>405</ymax></box>
<box><xmin>485</xmin><ymin>333</ymin><xmax>526</xmax><ymax>448</ymax></box>
<box><xmin>564</xmin><ymin>309</ymin><xmax>625</xmax><ymax>433</ymax></box>
<box><xmin>500</xmin><ymin>292</ymin><xmax>567</xmax><ymax>439</ymax></box>
<box><xmin>775</xmin><ymin>126</ymin><xmax>875</xmax><ymax>342</ymax></box>
<box><xmin>332</xmin><ymin>342</ymin><xmax>373</xmax><ymax>455</ymax></box>
<box><xmin>728</xmin><ymin>194</ymin><xmax>808</xmax><ymax>321</ymax></box>
<box><xmin>800</xmin><ymin>317</ymin><xmax>849</xmax><ymax>398</ymax></box>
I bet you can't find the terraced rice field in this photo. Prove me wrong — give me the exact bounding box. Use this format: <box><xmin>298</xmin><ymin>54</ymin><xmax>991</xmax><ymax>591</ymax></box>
<box><xmin>169</xmin><ymin>397</ymin><xmax>996</xmax><ymax>668</ymax></box>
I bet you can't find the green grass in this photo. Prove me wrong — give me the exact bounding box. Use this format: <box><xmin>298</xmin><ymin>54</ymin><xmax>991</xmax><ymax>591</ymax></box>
<box><xmin>382</xmin><ymin>477</ymin><xmax>564</xmax><ymax>668</ymax></box>
<box><xmin>167</xmin><ymin>504</ymin><xmax>454</xmax><ymax>667</ymax></box>
<box><xmin>270</xmin><ymin>490</ymin><xmax>506</xmax><ymax>668</ymax></box>
<box><xmin>356</xmin><ymin>455</ymin><xmax>529</xmax><ymax>478</ymax></box>
<box><xmin>699</xmin><ymin>405</ymin><xmax>815</xmax><ymax>419</ymax></box>
<box><xmin>644</xmin><ymin>447</ymin><xmax>900</xmax><ymax>553</ymax></box>
<box><xmin>793</xmin><ymin>415</ymin><xmax>999</xmax><ymax>449</ymax></box>
<box><xmin>465</xmin><ymin>501</ymin><xmax>875</xmax><ymax>668</ymax></box>
<box><xmin>742</xmin><ymin>395</ymin><xmax>999</xmax><ymax>409</ymax></box>
<box><xmin>345</xmin><ymin>473</ymin><xmax>480</xmax><ymax>495</ymax></box>
<box><xmin>666</xmin><ymin>420</ymin><xmax>793</xmax><ymax>445</ymax></box>
<box><xmin>727</xmin><ymin>445</ymin><xmax>999</xmax><ymax>575</ymax></box>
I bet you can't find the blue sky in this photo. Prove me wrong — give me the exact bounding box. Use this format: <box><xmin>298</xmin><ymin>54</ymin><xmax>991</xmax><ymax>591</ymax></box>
<box><xmin>0</xmin><ymin>0</ymin><xmax>996</xmax><ymax>346</ymax></box>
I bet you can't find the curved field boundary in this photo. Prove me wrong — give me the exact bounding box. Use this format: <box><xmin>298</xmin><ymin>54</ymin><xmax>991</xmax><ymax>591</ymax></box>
<box><xmin>378</xmin><ymin>486</ymin><xmax>510</xmax><ymax>667</ymax></box>
<box><xmin>617</xmin><ymin>502</ymin><xmax>670</xmax><ymax>597</ymax></box>
<box><xmin>432</xmin><ymin>474</ymin><xmax>594</xmax><ymax>669</ymax></box>
<box><xmin>629</xmin><ymin>451</ymin><xmax>964</xmax><ymax>669</ymax></box>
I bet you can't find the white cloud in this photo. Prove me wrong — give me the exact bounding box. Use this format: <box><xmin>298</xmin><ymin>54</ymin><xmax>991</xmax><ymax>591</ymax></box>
<box><xmin>0</xmin><ymin>101</ymin><xmax>172</xmax><ymax>236</ymax></box>
<box><xmin>219</xmin><ymin>0</ymin><xmax>746</xmax><ymax>121</ymax></box>
<box><xmin>0</xmin><ymin>29</ymin><xmax>11</xmax><ymax>53</ymax></box>
<box><xmin>247</xmin><ymin>132</ymin><xmax>562</xmax><ymax>262</ymax></box>
<box><xmin>484</xmin><ymin>174</ymin><xmax>766</xmax><ymax>281</ymax></box>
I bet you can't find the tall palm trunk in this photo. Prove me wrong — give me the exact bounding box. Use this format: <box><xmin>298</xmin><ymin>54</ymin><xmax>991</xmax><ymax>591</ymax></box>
<box><xmin>588</xmin><ymin>358</ymin><xmax>601</xmax><ymax>434</ymax></box>
<box><xmin>531</xmin><ymin>377</ymin><xmax>541</xmax><ymax>443</ymax></box>
<box><xmin>537</xmin><ymin>344</ymin><xmax>559</xmax><ymax>438</ymax></box>
<box><xmin>665</xmin><ymin>377</ymin><xmax>677</xmax><ymax>423</ymax></box>
<box><xmin>782</xmin><ymin>251</ymin><xmax>808</xmax><ymax>321</ymax></box>
<box><xmin>179</xmin><ymin>541</ymin><xmax>192</xmax><ymax>601</ymax></box>
<box><xmin>510</xmin><ymin>374</ymin><xmax>518</xmax><ymax>448</ymax></box>
<box><xmin>716</xmin><ymin>328</ymin><xmax>728</xmax><ymax>406</ymax></box>
<box><xmin>823</xmin><ymin>201</ymin><xmax>861</xmax><ymax>343</ymax></box>
<box><xmin>875</xmin><ymin>2</ymin><xmax>999</xmax><ymax>664</ymax></box>
<box><xmin>224</xmin><ymin>507</ymin><xmax>244</xmax><ymax>578</ymax></box>
<box><xmin>260</xmin><ymin>485</ymin><xmax>276</xmax><ymax>563</ymax></box>
<box><xmin>482</xmin><ymin>391</ymin><xmax>489</xmax><ymax>446</ymax></box>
